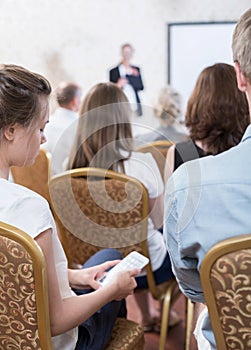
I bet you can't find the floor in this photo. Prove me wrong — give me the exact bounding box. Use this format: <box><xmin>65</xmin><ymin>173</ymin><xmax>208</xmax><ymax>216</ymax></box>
<box><xmin>126</xmin><ymin>293</ymin><xmax>199</xmax><ymax>350</ymax></box>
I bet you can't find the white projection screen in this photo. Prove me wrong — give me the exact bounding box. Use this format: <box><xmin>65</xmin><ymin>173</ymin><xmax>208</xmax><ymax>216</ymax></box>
<box><xmin>168</xmin><ymin>21</ymin><xmax>236</xmax><ymax>116</ymax></box>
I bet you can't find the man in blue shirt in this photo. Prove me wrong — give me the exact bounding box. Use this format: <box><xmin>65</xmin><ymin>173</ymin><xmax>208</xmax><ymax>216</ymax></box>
<box><xmin>164</xmin><ymin>8</ymin><xmax>251</xmax><ymax>350</ymax></box>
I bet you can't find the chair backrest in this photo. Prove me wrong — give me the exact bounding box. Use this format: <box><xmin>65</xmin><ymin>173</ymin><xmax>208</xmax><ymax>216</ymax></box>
<box><xmin>49</xmin><ymin>167</ymin><xmax>160</xmax><ymax>298</ymax></box>
<box><xmin>136</xmin><ymin>140</ymin><xmax>173</xmax><ymax>180</ymax></box>
<box><xmin>200</xmin><ymin>234</ymin><xmax>251</xmax><ymax>350</ymax></box>
<box><xmin>11</xmin><ymin>148</ymin><xmax>52</xmax><ymax>204</ymax></box>
<box><xmin>0</xmin><ymin>221</ymin><xmax>53</xmax><ymax>349</ymax></box>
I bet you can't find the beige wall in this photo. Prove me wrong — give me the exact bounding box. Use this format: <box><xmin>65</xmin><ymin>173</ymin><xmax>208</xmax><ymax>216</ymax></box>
<box><xmin>0</xmin><ymin>0</ymin><xmax>250</xmax><ymax>109</ymax></box>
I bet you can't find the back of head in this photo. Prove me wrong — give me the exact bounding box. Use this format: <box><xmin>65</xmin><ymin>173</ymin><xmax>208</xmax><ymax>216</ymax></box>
<box><xmin>185</xmin><ymin>62</ymin><xmax>249</xmax><ymax>154</ymax></box>
<box><xmin>154</xmin><ymin>85</ymin><xmax>181</xmax><ymax>125</ymax></box>
<box><xmin>56</xmin><ymin>81</ymin><xmax>81</xmax><ymax>109</ymax></box>
<box><xmin>0</xmin><ymin>64</ymin><xmax>51</xmax><ymax>134</ymax></box>
<box><xmin>68</xmin><ymin>82</ymin><xmax>134</xmax><ymax>171</ymax></box>
<box><xmin>232</xmin><ymin>8</ymin><xmax>251</xmax><ymax>83</ymax></box>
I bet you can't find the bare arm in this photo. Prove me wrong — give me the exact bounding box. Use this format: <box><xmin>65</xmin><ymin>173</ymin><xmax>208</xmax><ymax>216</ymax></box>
<box><xmin>149</xmin><ymin>194</ymin><xmax>164</xmax><ymax>230</ymax></box>
<box><xmin>36</xmin><ymin>229</ymin><xmax>138</xmax><ymax>336</ymax></box>
<box><xmin>164</xmin><ymin>145</ymin><xmax>175</xmax><ymax>183</ymax></box>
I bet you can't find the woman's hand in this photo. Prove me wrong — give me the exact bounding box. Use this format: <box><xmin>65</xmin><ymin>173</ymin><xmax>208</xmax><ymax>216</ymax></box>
<box><xmin>68</xmin><ymin>260</ymin><xmax>121</xmax><ymax>290</ymax></box>
<box><xmin>102</xmin><ymin>268</ymin><xmax>139</xmax><ymax>300</ymax></box>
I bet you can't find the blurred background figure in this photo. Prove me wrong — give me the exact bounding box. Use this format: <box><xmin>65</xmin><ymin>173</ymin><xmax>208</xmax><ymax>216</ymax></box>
<box><xmin>164</xmin><ymin>62</ymin><xmax>250</xmax><ymax>181</ymax></box>
<box><xmin>135</xmin><ymin>85</ymin><xmax>188</xmax><ymax>146</ymax></box>
<box><xmin>43</xmin><ymin>81</ymin><xmax>82</xmax><ymax>174</ymax></box>
<box><xmin>109</xmin><ymin>43</ymin><xmax>144</xmax><ymax>116</ymax></box>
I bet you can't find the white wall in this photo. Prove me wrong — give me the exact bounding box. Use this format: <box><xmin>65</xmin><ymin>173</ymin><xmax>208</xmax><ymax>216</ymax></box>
<box><xmin>0</xmin><ymin>0</ymin><xmax>250</xmax><ymax>110</ymax></box>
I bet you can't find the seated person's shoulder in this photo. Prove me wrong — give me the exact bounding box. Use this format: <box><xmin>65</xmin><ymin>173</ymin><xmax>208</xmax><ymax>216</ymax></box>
<box><xmin>15</xmin><ymin>184</ymin><xmax>49</xmax><ymax>208</ymax></box>
<box><xmin>166</xmin><ymin>156</ymin><xmax>205</xmax><ymax>192</ymax></box>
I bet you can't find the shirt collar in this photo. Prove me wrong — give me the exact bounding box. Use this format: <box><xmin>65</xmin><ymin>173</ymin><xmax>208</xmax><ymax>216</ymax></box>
<box><xmin>57</xmin><ymin>107</ymin><xmax>78</xmax><ymax>119</ymax></box>
<box><xmin>241</xmin><ymin>124</ymin><xmax>251</xmax><ymax>143</ymax></box>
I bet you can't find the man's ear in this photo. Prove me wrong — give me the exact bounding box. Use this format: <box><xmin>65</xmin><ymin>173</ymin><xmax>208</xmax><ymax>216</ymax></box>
<box><xmin>3</xmin><ymin>124</ymin><xmax>16</xmax><ymax>141</ymax></box>
<box><xmin>71</xmin><ymin>96</ymin><xmax>80</xmax><ymax>112</ymax></box>
<box><xmin>234</xmin><ymin>61</ymin><xmax>248</xmax><ymax>92</ymax></box>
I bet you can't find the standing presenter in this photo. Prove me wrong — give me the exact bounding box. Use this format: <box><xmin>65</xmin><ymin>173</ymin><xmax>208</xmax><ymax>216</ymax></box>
<box><xmin>109</xmin><ymin>43</ymin><xmax>144</xmax><ymax>116</ymax></box>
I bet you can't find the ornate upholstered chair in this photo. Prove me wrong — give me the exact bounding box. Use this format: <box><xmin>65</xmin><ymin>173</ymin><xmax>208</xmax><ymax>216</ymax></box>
<box><xmin>0</xmin><ymin>221</ymin><xmax>53</xmax><ymax>349</ymax></box>
<box><xmin>11</xmin><ymin>148</ymin><xmax>52</xmax><ymax>204</ymax></box>
<box><xmin>49</xmin><ymin>167</ymin><xmax>181</xmax><ymax>350</ymax></box>
<box><xmin>136</xmin><ymin>140</ymin><xmax>173</xmax><ymax>180</ymax></box>
<box><xmin>200</xmin><ymin>234</ymin><xmax>251</xmax><ymax>350</ymax></box>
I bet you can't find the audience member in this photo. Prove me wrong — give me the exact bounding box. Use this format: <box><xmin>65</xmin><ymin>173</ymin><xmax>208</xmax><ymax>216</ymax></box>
<box><xmin>164</xmin><ymin>8</ymin><xmax>251</xmax><ymax>350</ymax></box>
<box><xmin>135</xmin><ymin>85</ymin><xmax>188</xmax><ymax>147</ymax></box>
<box><xmin>67</xmin><ymin>82</ymin><xmax>180</xmax><ymax>331</ymax></box>
<box><xmin>0</xmin><ymin>64</ymin><xmax>138</xmax><ymax>350</ymax></box>
<box><xmin>109</xmin><ymin>43</ymin><xmax>144</xmax><ymax>116</ymax></box>
<box><xmin>164</xmin><ymin>62</ymin><xmax>249</xmax><ymax>182</ymax></box>
<box><xmin>43</xmin><ymin>81</ymin><xmax>82</xmax><ymax>174</ymax></box>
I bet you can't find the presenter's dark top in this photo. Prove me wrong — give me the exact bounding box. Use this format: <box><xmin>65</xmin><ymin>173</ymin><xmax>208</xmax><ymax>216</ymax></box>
<box><xmin>109</xmin><ymin>65</ymin><xmax>144</xmax><ymax>116</ymax></box>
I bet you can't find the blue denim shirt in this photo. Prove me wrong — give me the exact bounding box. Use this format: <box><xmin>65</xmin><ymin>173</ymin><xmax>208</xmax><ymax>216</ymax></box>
<box><xmin>164</xmin><ymin>125</ymin><xmax>251</xmax><ymax>349</ymax></box>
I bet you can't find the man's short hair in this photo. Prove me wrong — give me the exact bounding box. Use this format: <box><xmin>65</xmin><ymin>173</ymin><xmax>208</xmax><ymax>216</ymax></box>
<box><xmin>232</xmin><ymin>8</ymin><xmax>251</xmax><ymax>83</ymax></box>
<box><xmin>56</xmin><ymin>82</ymin><xmax>81</xmax><ymax>107</ymax></box>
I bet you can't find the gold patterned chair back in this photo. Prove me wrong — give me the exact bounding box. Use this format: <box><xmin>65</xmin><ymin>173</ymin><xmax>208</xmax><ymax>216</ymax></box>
<box><xmin>200</xmin><ymin>234</ymin><xmax>251</xmax><ymax>350</ymax></box>
<box><xmin>0</xmin><ymin>221</ymin><xmax>53</xmax><ymax>350</ymax></box>
<box><xmin>11</xmin><ymin>148</ymin><xmax>52</xmax><ymax>204</ymax></box>
<box><xmin>136</xmin><ymin>140</ymin><xmax>173</xmax><ymax>180</ymax></box>
<box><xmin>49</xmin><ymin>168</ymin><xmax>149</xmax><ymax>261</ymax></box>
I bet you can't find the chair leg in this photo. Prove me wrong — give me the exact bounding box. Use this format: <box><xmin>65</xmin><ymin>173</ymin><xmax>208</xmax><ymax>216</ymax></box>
<box><xmin>158</xmin><ymin>281</ymin><xmax>177</xmax><ymax>350</ymax></box>
<box><xmin>185</xmin><ymin>298</ymin><xmax>195</xmax><ymax>350</ymax></box>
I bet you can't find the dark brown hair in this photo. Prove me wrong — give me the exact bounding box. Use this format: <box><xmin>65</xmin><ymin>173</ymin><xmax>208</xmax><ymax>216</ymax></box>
<box><xmin>0</xmin><ymin>64</ymin><xmax>51</xmax><ymax>133</ymax></box>
<box><xmin>68</xmin><ymin>82</ymin><xmax>134</xmax><ymax>171</ymax></box>
<box><xmin>185</xmin><ymin>63</ymin><xmax>249</xmax><ymax>154</ymax></box>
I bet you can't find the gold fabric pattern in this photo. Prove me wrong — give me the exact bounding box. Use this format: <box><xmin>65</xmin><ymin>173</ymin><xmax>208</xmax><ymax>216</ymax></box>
<box><xmin>0</xmin><ymin>236</ymin><xmax>41</xmax><ymax>349</ymax></box>
<box><xmin>210</xmin><ymin>248</ymin><xmax>251</xmax><ymax>350</ymax></box>
<box><xmin>50</xmin><ymin>177</ymin><xmax>146</xmax><ymax>265</ymax></box>
<box><xmin>105</xmin><ymin>318</ymin><xmax>144</xmax><ymax>350</ymax></box>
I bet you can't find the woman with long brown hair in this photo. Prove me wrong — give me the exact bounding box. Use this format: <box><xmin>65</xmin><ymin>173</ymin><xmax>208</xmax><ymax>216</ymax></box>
<box><xmin>68</xmin><ymin>82</ymin><xmax>180</xmax><ymax>331</ymax></box>
<box><xmin>164</xmin><ymin>62</ymin><xmax>249</xmax><ymax>181</ymax></box>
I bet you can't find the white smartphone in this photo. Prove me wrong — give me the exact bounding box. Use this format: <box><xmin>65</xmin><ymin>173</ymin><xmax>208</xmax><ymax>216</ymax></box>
<box><xmin>98</xmin><ymin>251</ymin><xmax>149</xmax><ymax>286</ymax></box>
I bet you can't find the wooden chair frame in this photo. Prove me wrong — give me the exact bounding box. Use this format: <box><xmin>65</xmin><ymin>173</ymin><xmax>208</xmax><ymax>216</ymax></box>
<box><xmin>200</xmin><ymin>234</ymin><xmax>251</xmax><ymax>350</ymax></box>
<box><xmin>137</xmin><ymin>140</ymin><xmax>173</xmax><ymax>180</ymax></box>
<box><xmin>137</xmin><ymin>140</ymin><xmax>173</xmax><ymax>155</ymax></box>
<box><xmin>0</xmin><ymin>221</ymin><xmax>53</xmax><ymax>349</ymax></box>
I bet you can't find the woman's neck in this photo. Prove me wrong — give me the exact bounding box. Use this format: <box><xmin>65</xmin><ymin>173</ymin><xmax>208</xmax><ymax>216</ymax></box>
<box><xmin>194</xmin><ymin>139</ymin><xmax>207</xmax><ymax>152</ymax></box>
<box><xmin>0</xmin><ymin>171</ymin><xmax>9</xmax><ymax>180</ymax></box>
<box><xmin>0</xmin><ymin>161</ymin><xmax>10</xmax><ymax>180</ymax></box>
